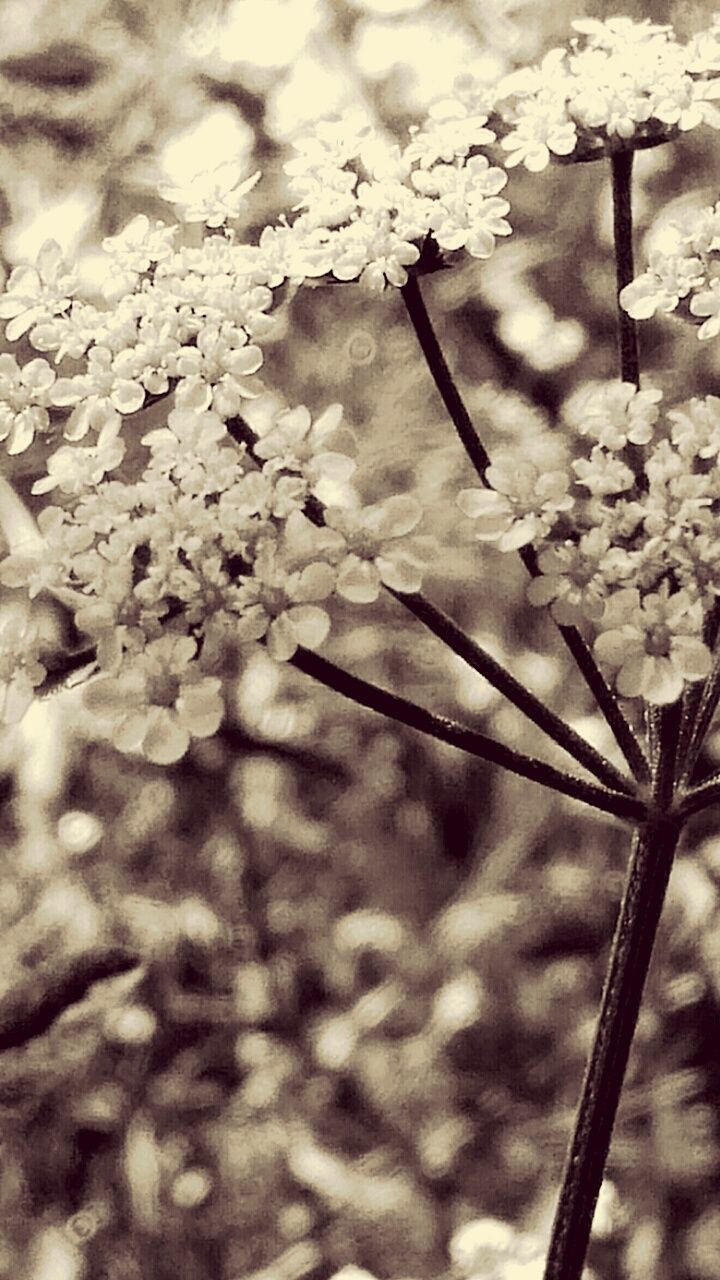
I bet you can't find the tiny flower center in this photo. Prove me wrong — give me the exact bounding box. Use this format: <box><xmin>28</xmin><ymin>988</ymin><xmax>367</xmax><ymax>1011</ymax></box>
<box><xmin>147</xmin><ymin>671</ymin><xmax>181</xmax><ymax>707</ymax></box>
<box><xmin>348</xmin><ymin>530</ymin><xmax>381</xmax><ymax>558</ymax></box>
<box><xmin>645</xmin><ymin>623</ymin><xmax>672</xmax><ymax>657</ymax></box>
<box><xmin>260</xmin><ymin>585</ymin><xmax>287</xmax><ymax>617</ymax></box>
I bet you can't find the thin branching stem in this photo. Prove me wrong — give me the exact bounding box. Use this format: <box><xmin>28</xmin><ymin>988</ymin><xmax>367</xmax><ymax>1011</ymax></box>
<box><xmin>228</xmin><ymin>413</ymin><xmax>634</xmax><ymax>793</ymax></box>
<box><xmin>400</xmin><ymin>273</ymin><xmax>650</xmax><ymax>784</ymax></box>
<box><xmin>678</xmin><ymin>650</ymin><xmax>720</xmax><ymax>785</ymax></box>
<box><xmin>677</xmin><ymin>775</ymin><xmax>720</xmax><ymax>820</ymax></box>
<box><xmin>290</xmin><ymin>647</ymin><xmax>647</xmax><ymax>823</ymax></box>
<box><xmin>390</xmin><ymin>590</ymin><xmax>636</xmax><ymax>795</ymax></box>
<box><xmin>543</xmin><ymin>699</ymin><xmax>683</xmax><ymax>1280</ymax></box>
<box><xmin>401</xmin><ymin>273</ymin><xmax>492</xmax><ymax>479</ymax></box>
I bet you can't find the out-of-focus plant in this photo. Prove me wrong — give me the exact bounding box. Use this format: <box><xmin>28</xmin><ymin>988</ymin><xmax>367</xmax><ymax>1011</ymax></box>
<box><xmin>6</xmin><ymin>12</ymin><xmax>720</xmax><ymax>1280</ymax></box>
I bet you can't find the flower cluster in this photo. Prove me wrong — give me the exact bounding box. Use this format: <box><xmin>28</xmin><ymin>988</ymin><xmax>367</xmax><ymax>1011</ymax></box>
<box><xmin>0</xmin><ymin>81</ymin><xmax>517</xmax><ymax>757</ymax></box>
<box><xmin>620</xmin><ymin>198</ymin><xmax>720</xmax><ymax>338</ymax></box>
<box><xmin>458</xmin><ymin>383</ymin><xmax>720</xmax><ymax>705</ymax></box>
<box><xmin>0</xmin><ymin>384</ymin><xmax>432</xmax><ymax>753</ymax></box>
<box><xmin>487</xmin><ymin>15</ymin><xmax>720</xmax><ymax>171</ymax></box>
<box><xmin>275</xmin><ymin>103</ymin><xmax>511</xmax><ymax>288</ymax></box>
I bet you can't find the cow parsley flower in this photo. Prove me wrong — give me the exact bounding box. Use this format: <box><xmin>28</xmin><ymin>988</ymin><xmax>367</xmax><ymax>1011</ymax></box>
<box><xmin>490</xmin><ymin>16</ymin><xmax>720</xmax><ymax>171</ymax></box>
<box><xmin>325</xmin><ymin>494</ymin><xmax>431</xmax><ymax>601</ymax></box>
<box><xmin>0</xmin><ymin>353</ymin><xmax>56</xmax><ymax>454</ymax></box>
<box><xmin>404</xmin><ymin>92</ymin><xmax>496</xmax><ymax>168</ymax></box>
<box><xmin>621</xmin><ymin>198</ymin><xmax>720</xmax><ymax>340</ymax></box>
<box><xmin>51</xmin><ymin>345</ymin><xmax>146</xmax><ymax>440</ymax></box>
<box><xmin>0</xmin><ymin>605</ymin><xmax>47</xmax><ymax>724</ymax></box>
<box><xmin>0</xmin><ymin>240</ymin><xmax>77</xmax><ymax>342</ymax></box>
<box><xmin>563</xmin><ymin>381</ymin><xmax>662</xmax><ymax>450</ymax></box>
<box><xmin>101</xmin><ymin>215</ymin><xmax>178</xmax><ymax>298</ymax></box>
<box><xmin>32</xmin><ymin>421</ymin><xmax>126</xmax><ymax>496</ymax></box>
<box><xmin>159</xmin><ymin>163</ymin><xmax>261</xmax><ymax>228</ymax></box>
<box><xmin>619</xmin><ymin>251</ymin><xmax>706</xmax><ymax>320</ymax></box>
<box><xmin>593</xmin><ymin>585</ymin><xmax>712</xmax><ymax>704</ymax></box>
<box><xmin>252</xmin><ymin>403</ymin><xmax>356</xmax><ymax>492</ymax></box>
<box><xmin>244</xmin><ymin>512</ymin><xmax>343</xmax><ymax>661</ymax></box>
<box><xmin>458</xmin><ymin>462</ymin><xmax>573</xmax><ymax>551</ymax></box>
<box><xmin>172</xmin><ymin>321</ymin><xmax>263</xmax><ymax>414</ymax></box>
<box><xmin>689</xmin><ymin>278</ymin><xmax>720</xmax><ymax>338</ymax></box>
<box><xmin>83</xmin><ymin>634</ymin><xmax>224</xmax><ymax>764</ymax></box>
<box><xmin>331</xmin><ymin>215</ymin><xmax>421</xmax><ymax>290</ymax></box>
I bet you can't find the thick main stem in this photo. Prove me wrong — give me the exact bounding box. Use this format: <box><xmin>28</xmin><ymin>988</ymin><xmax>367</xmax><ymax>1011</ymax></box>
<box><xmin>543</xmin><ymin>702</ymin><xmax>682</xmax><ymax>1280</ymax></box>
<box><xmin>543</xmin><ymin>814</ymin><xmax>681</xmax><ymax>1280</ymax></box>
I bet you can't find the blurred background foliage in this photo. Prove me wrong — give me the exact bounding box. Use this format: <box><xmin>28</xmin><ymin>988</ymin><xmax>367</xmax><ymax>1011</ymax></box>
<box><xmin>1</xmin><ymin>1</ymin><xmax>720</xmax><ymax>1278</ymax></box>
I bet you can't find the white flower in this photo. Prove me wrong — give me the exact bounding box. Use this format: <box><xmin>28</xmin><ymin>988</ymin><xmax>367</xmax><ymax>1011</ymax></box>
<box><xmin>690</xmin><ymin>279</ymin><xmax>720</xmax><ymax>338</ymax></box>
<box><xmin>458</xmin><ymin>462</ymin><xmax>573</xmax><ymax>551</ymax></box>
<box><xmin>0</xmin><ymin>353</ymin><xmax>56</xmax><ymax>454</ymax></box>
<box><xmin>51</xmin><ymin>346</ymin><xmax>145</xmax><ymax>440</ymax></box>
<box><xmin>332</xmin><ymin>216</ymin><xmax>420</xmax><ymax>290</ymax></box>
<box><xmin>572</xmin><ymin>448</ymin><xmax>634</xmax><ymax>496</ymax></box>
<box><xmin>593</xmin><ymin>586</ymin><xmax>712</xmax><ymax>704</ymax></box>
<box><xmin>667</xmin><ymin>396</ymin><xmax>720</xmax><ymax>460</ymax></box>
<box><xmin>253</xmin><ymin>402</ymin><xmax>356</xmax><ymax>492</ymax></box>
<box><xmin>564</xmin><ymin>381</ymin><xmax>662</xmax><ymax>450</ymax></box>
<box><xmin>224</xmin><ymin>511</ymin><xmax>345</xmax><ymax>662</ymax></box>
<box><xmin>0</xmin><ymin>506</ymin><xmax>94</xmax><ymax>599</ymax></box>
<box><xmin>404</xmin><ymin>95</ymin><xmax>496</xmax><ymax>168</ymax></box>
<box><xmin>500</xmin><ymin>109</ymin><xmax>577</xmax><ymax>172</ymax></box>
<box><xmin>172</xmin><ymin>321</ymin><xmax>263</xmax><ymax>414</ymax></box>
<box><xmin>620</xmin><ymin>254</ymin><xmax>705</xmax><ymax>319</ymax></box>
<box><xmin>84</xmin><ymin>634</ymin><xmax>224</xmax><ymax>763</ymax></box>
<box><xmin>0</xmin><ymin>240</ymin><xmax>76</xmax><ymax>342</ymax></box>
<box><xmin>102</xmin><ymin>215</ymin><xmax>177</xmax><ymax>297</ymax></box>
<box><xmin>32</xmin><ymin>421</ymin><xmax>125</xmax><ymax>496</ymax></box>
<box><xmin>325</xmin><ymin>495</ymin><xmax>431</xmax><ymax>601</ymax></box>
<box><xmin>285</xmin><ymin>111</ymin><xmax>373</xmax><ymax>178</ymax></box>
<box><xmin>159</xmin><ymin>164</ymin><xmax>261</xmax><ymax>228</ymax></box>
<box><xmin>0</xmin><ymin>604</ymin><xmax>47</xmax><ymax>724</ymax></box>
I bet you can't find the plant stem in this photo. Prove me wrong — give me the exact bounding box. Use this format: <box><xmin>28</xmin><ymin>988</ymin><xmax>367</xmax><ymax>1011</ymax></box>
<box><xmin>392</xmin><ymin>590</ymin><xmax>635</xmax><ymax>795</ymax></box>
<box><xmin>401</xmin><ymin>273</ymin><xmax>492</xmax><ymax>480</ymax></box>
<box><xmin>291</xmin><ymin>647</ymin><xmax>647</xmax><ymax>823</ymax></box>
<box><xmin>678</xmin><ymin>652</ymin><xmax>720</xmax><ymax>785</ymax></box>
<box><xmin>228</xmin><ymin>412</ymin><xmax>636</xmax><ymax>794</ymax></box>
<box><xmin>400</xmin><ymin>274</ymin><xmax>649</xmax><ymax>785</ymax></box>
<box><xmin>610</xmin><ymin>149</ymin><xmax>640</xmax><ymax>389</ymax></box>
<box><xmin>677</xmin><ymin>775</ymin><xmax>720</xmax><ymax>821</ymax></box>
<box><xmin>543</xmin><ymin>701</ymin><xmax>682</xmax><ymax>1280</ymax></box>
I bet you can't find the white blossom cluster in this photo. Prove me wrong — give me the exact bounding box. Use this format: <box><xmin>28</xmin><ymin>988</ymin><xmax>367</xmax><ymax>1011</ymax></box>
<box><xmin>620</xmin><ymin>198</ymin><xmax>720</xmax><ymax>337</ymax></box>
<box><xmin>485</xmin><ymin>14</ymin><xmax>720</xmax><ymax>171</ymax></box>
<box><xmin>458</xmin><ymin>382</ymin><xmax>720</xmax><ymax>706</ymax></box>
<box><xmin>0</xmin><ymin>148</ymin><xmax>450</xmax><ymax>758</ymax></box>
<box><xmin>275</xmin><ymin>102</ymin><xmax>511</xmax><ymax>287</ymax></box>
<box><xmin>0</xmin><ymin>80</ymin><xmax>519</xmax><ymax>758</ymax></box>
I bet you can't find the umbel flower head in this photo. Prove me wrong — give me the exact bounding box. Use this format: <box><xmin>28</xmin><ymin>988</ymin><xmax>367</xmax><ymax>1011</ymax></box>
<box><xmin>458</xmin><ymin>383</ymin><xmax>720</xmax><ymax>706</ymax></box>
<box><xmin>620</xmin><ymin>197</ymin><xmax>720</xmax><ymax>339</ymax></box>
<box><xmin>487</xmin><ymin>14</ymin><xmax>720</xmax><ymax>170</ymax></box>
<box><xmin>273</xmin><ymin>100</ymin><xmax>511</xmax><ymax>289</ymax></box>
<box><xmin>0</xmin><ymin>203</ymin><xmax>434</xmax><ymax>761</ymax></box>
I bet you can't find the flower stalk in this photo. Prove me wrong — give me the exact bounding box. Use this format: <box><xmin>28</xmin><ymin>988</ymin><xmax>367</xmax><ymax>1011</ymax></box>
<box><xmin>401</xmin><ymin>272</ymin><xmax>650</xmax><ymax>785</ymax></box>
<box><xmin>290</xmin><ymin>647</ymin><xmax>647</xmax><ymax>823</ymax></box>
<box><xmin>610</xmin><ymin>150</ymin><xmax>640</xmax><ymax>389</ymax></box>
